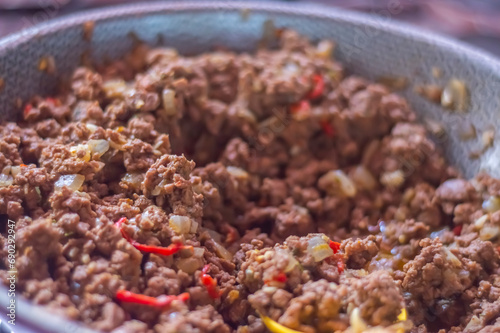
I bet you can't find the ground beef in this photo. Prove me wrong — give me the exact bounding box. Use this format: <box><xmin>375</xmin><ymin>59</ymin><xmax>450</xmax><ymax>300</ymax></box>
<box><xmin>1</xmin><ymin>29</ymin><xmax>499</xmax><ymax>333</ymax></box>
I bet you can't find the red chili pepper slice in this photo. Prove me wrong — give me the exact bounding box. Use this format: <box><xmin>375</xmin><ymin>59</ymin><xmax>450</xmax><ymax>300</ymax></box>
<box><xmin>273</xmin><ymin>272</ymin><xmax>287</xmax><ymax>283</ymax></box>
<box><xmin>329</xmin><ymin>241</ymin><xmax>341</xmax><ymax>254</ymax></box>
<box><xmin>20</xmin><ymin>164</ymin><xmax>27</xmax><ymax>167</ymax></box>
<box><xmin>452</xmin><ymin>225</ymin><xmax>462</xmax><ymax>236</ymax></box>
<box><xmin>116</xmin><ymin>290</ymin><xmax>189</xmax><ymax>308</ymax></box>
<box><xmin>290</xmin><ymin>100</ymin><xmax>311</xmax><ymax>115</ymax></box>
<box><xmin>23</xmin><ymin>104</ymin><xmax>33</xmax><ymax>117</ymax></box>
<box><xmin>337</xmin><ymin>260</ymin><xmax>345</xmax><ymax>274</ymax></box>
<box><xmin>306</xmin><ymin>74</ymin><xmax>325</xmax><ymax>100</ymax></box>
<box><xmin>320</xmin><ymin>120</ymin><xmax>335</xmax><ymax>137</ymax></box>
<box><xmin>201</xmin><ymin>265</ymin><xmax>221</xmax><ymax>299</ymax></box>
<box><xmin>115</xmin><ymin>217</ymin><xmax>191</xmax><ymax>256</ymax></box>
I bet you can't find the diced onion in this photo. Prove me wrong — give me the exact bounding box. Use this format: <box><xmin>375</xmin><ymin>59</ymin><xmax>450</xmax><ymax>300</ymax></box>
<box><xmin>121</xmin><ymin>173</ymin><xmax>144</xmax><ymax>188</ymax></box>
<box><xmin>350</xmin><ymin>308</ymin><xmax>368</xmax><ymax>333</ymax></box>
<box><xmin>315</xmin><ymin>40</ymin><xmax>335</xmax><ymax>59</ymax></box>
<box><xmin>176</xmin><ymin>257</ymin><xmax>203</xmax><ymax>274</ymax></box>
<box><xmin>307</xmin><ymin>235</ymin><xmax>334</xmax><ymax>262</ymax></box>
<box><xmin>193</xmin><ymin>247</ymin><xmax>205</xmax><ymax>258</ymax></box>
<box><xmin>70</xmin><ymin>144</ymin><xmax>91</xmax><ymax>162</ymax></box>
<box><xmin>190</xmin><ymin>221</ymin><xmax>199</xmax><ymax>234</ymax></box>
<box><xmin>276</xmin><ymin>248</ymin><xmax>299</xmax><ymax>273</ymax></box>
<box><xmin>213</xmin><ymin>240</ymin><xmax>233</xmax><ymax>261</ymax></box>
<box><xmin>55</xmin><ymin>174</ymin><xmax>85</xmax><ymax>191</ymax></box>
<box><xmin>350</xmin><ymin>166</ymin><xmax>377</xmax><ymax>191</ymax></box>
<box><xmin>482</xmin><ymin>129</ymin><xmax>495</xmax><ymax>149</ymax></box>
<box><xmin>151</xmin><ymin>179</ymin><xmax>168</xmax><ymax>196</ymax></box>
<box><xmin>260</xmin><ymin>314</ymin><xmax>303</xmax><ymax>333</ymax></box>
<box><xmin>0</xmin><ymin>174</ymin><xmax>13</xmax><ymax>187</ymax></box>
<box><xmin>441</xmin><ymin>78</ymin><xmax>468</xmax><ymax>112</ymax></box>
<box><xmin>483</xmin><ymin>196</ymin><xmax>500</xmax><ymax>213</ymax></box>
<box><xmin>205</xmin><ymin>228</ymin><xmax>223</xmax><ymax>243</ymax></box>
<box><xmin>480</xmin><ymin>225</ymin><xmax>500</xmax><ymax>241</ymax></box>
<box><xmin>319</xmin><ymin>170</ymin><xmax>357</xmax><ymax>198</ymax></box>
<box><xmin>87</xmin><ymin>139</ymin><xmax>109</xmax><ymax>158</ymax></box>
<box><xmin>86</xmin><ymin>123</ymin><xmax>98</xmax><ymax>133</ymax></box>
<box><xmin>226</xmin><ymin>166</ymin><xmax>249</xmax><ymax>180</ymax></box>
<box><xmin>380</xmin><ymin>170</ymin><xmax>405</xmax><ymax>188</ymax></box>
<box><xmin>103</xmin><ymin>79</ymin><xmax>128</xmax><ymax>98</ymax></box>
<box><xmin>442</xmin><ymin>247</ymin><xmax>461</xmax><ymax>268</ymax></box>
<box><xmin>169</xmin><ymin>215</ymin><xmax>192</xmax><ymax>234</ymax></box>
<box><xmin>10</xmin><ymin>166</ymin><xmax>21</xmax><ymax>177</ymax></box>
<box><xmin>161</xmin><ymin>88</ymin><xmax>177</xmax><ymax>116</ymax></box>
<box><xmin>474</xmin><ymin>214</ymin><xmax>489</xmax><ymax>229</ymax></box>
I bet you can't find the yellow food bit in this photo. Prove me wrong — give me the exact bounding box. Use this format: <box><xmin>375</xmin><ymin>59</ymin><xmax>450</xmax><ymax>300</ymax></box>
<box><xmin>117</xmin><ymin>126</ymin><xmax>125</xmax><ymax>133</ymax></box>
<box><xmin>398</xmin><ymin>308</ymin><xmax>407</xmax><ymax>321</ymax></box>
<box><xmin>135</xmin><ymin>99</ymin><xmax>145</xmax><ymax>109</ymax></box>
<box><xmin>228</xmin><ymin>290</ymin><xmax>239</xmax><ymax>303</ymax></box>
<box><xmin>260</xmin><ymin>314</ymin><xmax>303</xmax><ymax>333</ymax></box>
<box><xmin>38</xmin><ymin>56</ymin><xmax>56</xmax><ymax>74</ymax></box>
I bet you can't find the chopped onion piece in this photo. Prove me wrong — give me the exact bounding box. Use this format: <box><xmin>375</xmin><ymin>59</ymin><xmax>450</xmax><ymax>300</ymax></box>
<box><xmin>161</xmin><ymin>88</ymin><xmax>177</xmax><ymax>116</ymax></box>
<box><xmin>483</xmin><ymin>196</ymin><xmax>500</xmax><ymax>213</ymax></box>
<box><xmin>315</xmin><ymin>40</ymin><xmax>335</xmax><ymax>59</ymax></box>
<box><xmin>319</xmin><ymin>170</ymin><xmax>357</xmax><ymax>198</ymax></box>
<box><xmin>474</xmin><ymin>214</ymin><xmax>489</xmax><ymax>229</ymax></box>
<box><xmin>213</xmin><ymin>240</ymin><xmax>233</xmax><ymax>261</ymax></box>
<box><xmin>70</xmin><ymin>144</ymin><xmax>91</xmax><ymax>162</ymax></box>
<box><xmin>176</xmin><ymin>257</ymin><xmax>202</xmax><ymax>274</ymax></box>
<box><xmin>190</xmin><ymin>221</ymin><xmax>199</xmax><ymax>234</ymax></box>
<box><xmin>380</xmin><ymin>170</ymin><xmax>405</xmax><ymax>188</ymax></box>
<box><xmin>480</xmin><ymin>225</ymin><xmax>500</xmax><ymax>241</ymax></box>
<box><xmin>169</xmin><ymin>215</ymin><xmax>192</xmax><ymax>234</ymax></box>
<box><xmin>55</xmin><ymin>174</ymin><xmax>85</xmax><ymax>191</ymax></box>
<box><xmin>10</xmin><ymin>166</ymin><xmax>21</xmax><ymax>177</ymax></box>
<box><xmin>121</xmin><ymin>173</ymin><xmax>144</xmax><ymax>188</ymax></box>
<box><xmin>442</xmin><ymin>247</ymin><xmax>461</xmax><ymax>268</ymax></box>
<box><xmin>482</xmin><ymin>129</ymin><xmax>495</xmax><ymax>149</ymax></box>
<box><xmin>277</xmin><ymin>248</ymin><xmax>299</xmax><ymax>273</ymax></box>
<box><xmin>350</xmin><ymin>308</ymin><xmax>368</xmax><ymax>333</ymax></box>
<box><xmin>350</xmin><ymin>166</ymin><xmax>377</xmax><ymax>191</ymax></box>
<box><xmin>86</xmin><ymin>123</ymin><xmax>98</xmax><ymax>133</ymax></box>
<box><xmin>88</xmin><ymin>139</ymin><xmax>109</xmax><ymax>158</ymax></box>
<box><xmin>193</xmin><ymin>247</ymin><xmax>205</xmax><ymax>258</ymax></box>
<box><xmin>0</xmin><ymin>174</ymin><xmax>13</xmax><ymax>187</ymax></box>
<box><xmin>205</xmin><ymin>228</ymin><xmax>223</xmax><ymax>243</ymax></box>
<box><xmin>307</xmin><ymin>235</ymin><xmax>334</xmax><ymax>262</ymax></box>
<box><xmin>226</xmin><ymin>166</ymin><xmax>249</xmax><ymax>180</ymax></box>
<box><xmin>103</xmin><ymin>79</ymin><xmax>128</xmax><ymax>98</ymax></box>
<box><xmin>441</xmin><ymin>78</ymin><xmax>469</xmax><ymax>112</ymax></box>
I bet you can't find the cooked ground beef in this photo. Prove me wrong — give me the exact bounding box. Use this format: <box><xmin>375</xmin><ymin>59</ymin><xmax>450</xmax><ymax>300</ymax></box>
<box><xmin>1</xmin><ymin>29</ymin><xmax>499</xmax><ymax>333</ymax></box>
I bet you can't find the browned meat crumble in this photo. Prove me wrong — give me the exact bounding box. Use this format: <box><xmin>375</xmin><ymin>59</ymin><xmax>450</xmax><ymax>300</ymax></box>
<box><xmin>1</xmin><ymin>30</ymin><xmax>499</xmax><ymax>333</ymax></box>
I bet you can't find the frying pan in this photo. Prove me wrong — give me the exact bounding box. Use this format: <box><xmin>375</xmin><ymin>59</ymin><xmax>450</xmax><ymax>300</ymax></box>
<box><xmin>0</xmin><ymin>1</ymin><xmax>499</xmax><ymax>332</ymax></box>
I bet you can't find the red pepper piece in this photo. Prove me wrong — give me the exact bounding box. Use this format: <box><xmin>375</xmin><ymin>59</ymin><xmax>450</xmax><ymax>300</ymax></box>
<box><xmin>273</xmin><ymin>272</ymin><xmax>287</xmax><ymax>283</ymax></box>
<box><xmin>20</xmin><ymin>164</ymin><xmax>27</xmax><ymax>167</ymax></box>
<box><xmin>452</xmin><ymin>225</ymin><xmax>462</xmax><ymax>236</ymax></box>
<box><xmin>329</xmin><ymin>241</ymin><xmax>341</xmax><ymax>254</ymax></box>
<box><xmin>201</xmin><ymin>265</ymin><xmax>221</xmax><ymax>299</ymax></box>
<box><xmin>290</xmin><ymin>100</ymin><xmax>311</xmax><ymax>115</ymax></box>
<box><xmin>320</xmin><ymin>120</ymin><xmax>335</xmax><ymax>137</ymax></box>
<box><xmin>23</xmin><ymin>104</ymin><xmax>33</xmax><ymax>118</ymax></box>
<box><xmin>337</xmin><ymin>260</ymin><xmax>345</xmax><ymax>274</ymax></box>
<box><xmin>306</xmin><ymin>74</ymin><xmax>325</xmax><ymax>100</ymax></box>
<box><xmin>115</xmin><ymin>217</ymin><xmax>191</xmax><ymax>256</ymax></box>
<box><xmin>116</xmin><ymin>290</ymin><xmax>189</xmax><ymax>308</ymax></box>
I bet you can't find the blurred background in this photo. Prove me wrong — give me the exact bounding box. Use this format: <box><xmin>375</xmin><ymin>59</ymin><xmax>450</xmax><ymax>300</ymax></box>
<box><xmin>1</xmin><ymin>0</ymin><xmax>500</xmax><ymax>57</ymax></box>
